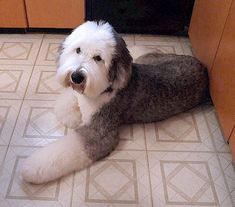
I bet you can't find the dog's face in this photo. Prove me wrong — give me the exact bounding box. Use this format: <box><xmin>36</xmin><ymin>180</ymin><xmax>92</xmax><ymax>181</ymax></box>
<box><xmin>57</xmin><ymin>21</ymin><xmax>133</xmax><ymax>98</ymax></box>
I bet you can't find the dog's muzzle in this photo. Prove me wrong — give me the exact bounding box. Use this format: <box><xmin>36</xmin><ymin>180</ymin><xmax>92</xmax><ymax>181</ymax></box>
<box><xmin>70</xmin><ymin>68</ymin><xmax>86</xmax><ymax>93</ymax></box>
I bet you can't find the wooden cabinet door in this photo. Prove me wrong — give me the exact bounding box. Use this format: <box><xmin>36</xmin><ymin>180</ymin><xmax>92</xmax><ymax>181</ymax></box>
<box><xmin>25</xmin><ymin>0</ymin><xmax>84</xmax><ymax>28</ymax></box>
<box><xmin>189</xmin><ymin>0</ymin><xmax>232</xmax><ymax>70</ymax></box>
<box><xmin>210</xmin><ymin>0</ymin><xmax>235</xmax><ymax>139</ymax></box>
<box><xmin>0</xmin><ymin>0</ymin><xmax>27</xmax><ymax>28</ymax></box>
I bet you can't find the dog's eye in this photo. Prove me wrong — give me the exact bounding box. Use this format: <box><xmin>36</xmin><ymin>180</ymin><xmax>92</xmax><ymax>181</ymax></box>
<box><xmin>76</xmin><ymin>48</ymin><xmax>81</xmax><ymax>54</ymax></box>
<box><xmin>93</xmin><ymin>55</ymin><xmax>102</xmax><ymax>61</ymax></box>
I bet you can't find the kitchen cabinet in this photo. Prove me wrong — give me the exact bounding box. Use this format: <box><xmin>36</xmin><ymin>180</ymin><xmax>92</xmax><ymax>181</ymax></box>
<box><xmin>210</xmin><ymin>1</ymin><xmax>235</xmax><ymax>140</ymax></box>
<box><xmin>189</xmin><ymin>0</ymin><xmax>235</xmax><ymax>160</ymax></box>
<box><xmin>189</xmin><ymin>0</ymin><xmax>232</xmax><ymax>70</ymax></box>
<box><xmin>0</xmin><ymin>0</ymin><xmax>84</xmax><ymax>29</ymax></box>
<box><xmin>0</xmin><ymin>0</ymin><xmax>27</xmax><ymax>28</ymax></box>
<box><xmin>25</xmin><ymin>0</ymin><xmax>84</xmax><ymax>28</ymax></box>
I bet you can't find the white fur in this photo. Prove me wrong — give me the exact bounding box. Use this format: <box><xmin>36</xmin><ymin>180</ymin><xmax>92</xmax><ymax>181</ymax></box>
<box><xmin>57</xmin><ymin>21</ymin><xmax>117</xmax><ymax>98</ymax></box>
<box><xmin>75</xmin><ymin>91</ymin><xmax>115</xmax><ymax>125</ymax></box>
<box><xmin>56</xmin><ymin>21</ymin><xmax>118</xmax><ymax>126</ymax></box>
<box><xmin>54</xmin><ymin>88</ymin><xmax>82</xmax><ymax>128</ymax></box>
<box><xmin>21</xmin><ymin>131</ymin><xmax>92</xmax><ymax>184</ymax></box>
<box><xmin>55</xmin><ymin>86</ymin><xmax>115</xmax><ymax>126</ymax></box>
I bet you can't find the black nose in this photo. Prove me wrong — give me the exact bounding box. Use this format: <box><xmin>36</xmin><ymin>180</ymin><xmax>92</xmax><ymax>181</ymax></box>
<box><xmin>71</xmin><ymin>71</ymin><xmax>85</xmax><ymax>84</ymax></box>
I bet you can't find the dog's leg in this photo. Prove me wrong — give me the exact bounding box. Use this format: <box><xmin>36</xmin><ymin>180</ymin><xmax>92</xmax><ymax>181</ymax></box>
<box><xmin>84</xmin><ymin>129</ymin><xmax>119</xmax><ymax>161</ymax></box>
<box><xmin>21</xmin><ymin>128</ymin><xmax>119</xmax><ymax>184</ymax></box>
<box><xmin>54</xmin><ymin>88</ymin><xmax>82</xmax><ymax>128</ymax></box>
<box><xmin>21</xmin><ymin>131</ymin><xmax>92</xmax><ymax>184</ymax></box>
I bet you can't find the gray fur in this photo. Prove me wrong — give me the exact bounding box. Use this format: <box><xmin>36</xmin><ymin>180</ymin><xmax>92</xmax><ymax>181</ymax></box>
<box><xmin>77</xmin><ymin>34</ymin><xmax>209</xmax><ymax>161</ymax></box>
<box><xmin>108</xmin><ymin>30</ymin><xmax>133</xmax><ymax>88</ymax></box>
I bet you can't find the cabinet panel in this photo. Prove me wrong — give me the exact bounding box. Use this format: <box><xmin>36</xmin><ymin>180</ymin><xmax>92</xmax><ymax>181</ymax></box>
<box><xmin>0</xmin><ymin>0</ymin><xmax>27</xmax><ymax>28</ymax></box>
<box><xmin>189</xmin><ymin>0</ymin><xmax>232</xmax><ymax>70</ymax></box>
<box><xmin>210</xmin><ymin>0</ymin><xmax>235</xmax><ymax>139</ymax></box>
<box><xmin>25</xmin><ymin>0</ymin><xmax>84</xmax><ymax>28</ymax></box>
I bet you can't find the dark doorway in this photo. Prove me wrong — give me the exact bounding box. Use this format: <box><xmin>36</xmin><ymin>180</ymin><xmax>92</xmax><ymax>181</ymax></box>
<box><xmin>86</xmin><ymin>0</ymin><xmax>195</xmax><ymax>36</ymax></box>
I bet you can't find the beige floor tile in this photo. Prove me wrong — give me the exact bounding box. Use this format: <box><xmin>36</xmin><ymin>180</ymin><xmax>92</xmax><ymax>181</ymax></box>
<box><xmin>135</xmin><ymin>34</ymin><xmax>179</xmax><ymax>43</ymax></box>
<box><xmin>128</xmin><ymin>37</ymin><xmax>186</xmax><ymax>61</ymax></box>
<box><xmin>43</xmin><ymin>34</ymin><xmax>67</xmax><ymax>39</ymax></box>
<box><xmin>128</xmin><ymin>45</ymin><xmax>162</xmax><ymax>61</ymax></box>
<box><xmin>71</xmin><ymin>150</ymin><xmax>152</xmax><ymax>207</ymax></box>
<box><xmin>117</xmin><ymin>124</ymin><xmax>146</xmax><ymax>150</ymax></box>
<box><xmin>136</xmin><ymin>43</ymin><xmax>183</xmax><ymax>55</ymax></box>
<box><xmin>10</xmin><ymin>100</ymin><xmax>68</xmax><ymax>147</ymax></box>
<box><xmin>148</xmin><ymin>151</ymin><xmax>233</xmax><ymax>207</ymax></box>
<box><xmin>0</xmin><ymin>100</ymin><xmax>22</xmax><ymax>146</ymax></box>
<box><xmin>134</xmin><ymin>35</ymin><xmax>183</xmax><ymax>54</ymax></box>
<box><xmin>232</xmin><ymin>190</ymin><xmax>235</xmax><ymax>206</ymax></box>
<box><xmin>0</xmin><ymin>146</ymin><xmax>7</xmax><ymax>169</ymax></box>
<box><xmin>147</xmin><ymin>44</ymin><xmax>184</xmax><ymax>55</ymax></box>
<box><xmin>179</xmin><ymin>37</ymin><xmax>197</xmax><ymax>56</ymax></box>
<box><xmin>121</xmin><ymin>34</ymin><xmax>135</xmax><ymax>46</ymax></box>
<box><xmin>36</xmin><ymin>38</ymin><xmax>64</xmax><ymax>66</ymax></box>
<box><xmin>0</xmin><ymin>146</ymin><xmax>73</xmax><ymax>207</ymax></box>
<box><xmin>218</xmin><ymin>153</ymin><xmax>235</xmax><ymax>196</ymax></box>
<box><xmin>25</xmin><ymin>65</ymin><xmax>63</xmax><ymax>100</ymax></box>
<box><xmin>203</xmin><ymin>105</ymin><xmax>230</xmax><ymax>153</ymax></box>
<box><xmin>0</xmin><ymin>37</ymin><xmax>42</xmax><ymax>65</ymax></box>
<box><xmin>0</xmin><ymin>34</ymin><xmax>44</xmax><ymax>39</ymax></box>
<box><xmin>179</xmin><ymin>38</ymin><xmax>193</xmax><ymax>56</ymax></box>
<box><xmin>0</xmin><ymin>65</ymin><xmax>33</xmax><ymax>99</ymax></box>
<box><xmin>179</xmin><ymin>37</ymin><xmax>191</xmax><ymax>43</ymax></box>
<box><xmin>145</xmin><ymin>106</ymin><xmax>215</xmax><ymax>152</ymax></box>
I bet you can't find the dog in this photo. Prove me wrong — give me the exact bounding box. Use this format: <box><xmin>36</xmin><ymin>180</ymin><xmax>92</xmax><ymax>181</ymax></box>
<box><xmin>21</xmin><ymin>21</ymin><xmax>209</xmax><ymax>184</ymax></box>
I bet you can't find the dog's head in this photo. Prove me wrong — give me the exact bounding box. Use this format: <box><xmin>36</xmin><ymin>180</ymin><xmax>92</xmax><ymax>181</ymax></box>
<box><xmin>57</xmin><ymin>21</ymin><xmax>133</xmax><ymax>98</ymax></box>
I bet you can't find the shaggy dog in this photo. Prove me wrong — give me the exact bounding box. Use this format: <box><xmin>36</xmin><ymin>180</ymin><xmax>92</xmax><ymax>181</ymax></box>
<box><xmin>21</xmin><ymin>21</ymin><xmax>209</xmax><ymax>184</ymax></box>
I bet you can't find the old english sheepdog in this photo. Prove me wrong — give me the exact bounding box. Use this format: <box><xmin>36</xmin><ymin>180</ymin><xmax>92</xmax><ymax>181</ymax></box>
<box><xmin>21</xmin><ymin>21</ymin><xmax>209</xmax><ymax>184</ymax></box>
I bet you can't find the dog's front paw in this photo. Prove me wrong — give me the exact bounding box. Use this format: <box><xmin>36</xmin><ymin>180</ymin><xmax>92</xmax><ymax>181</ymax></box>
<box><xmin>60</xmin><ymin>110</ymin><xmax>82</xmax><ymax>129</ymax></box>
<box><xmin>54</xmin><ymin>88</ymin><xmax>82</xmax><ymax>129</ymax></box>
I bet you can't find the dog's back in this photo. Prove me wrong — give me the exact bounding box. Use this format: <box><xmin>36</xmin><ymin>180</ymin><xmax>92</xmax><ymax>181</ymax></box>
<box><xmin>135</xmin><ymin>52</ymin><xmax>178</xmax><ymax>65</ymax></box>
<box><xmin>119</xmin><ymin>54</ymin><xmax>209</xmax><ymax>124</ymax></box>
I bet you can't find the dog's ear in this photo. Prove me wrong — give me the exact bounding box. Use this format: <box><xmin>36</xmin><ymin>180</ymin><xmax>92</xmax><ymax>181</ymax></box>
<box><xmin>109</xmin><ymin>30</ymin><xmax>133</xmax><ymax>89</ymax></box>
<box><xmin>56</xmin><ymin>43</ymin><xmax>64</xmax><ymax>69</ymax></box>
<box><xmin>56</xmin><ymin>42</ymin><xmax>71</xmax><ymax>88</ymax></box>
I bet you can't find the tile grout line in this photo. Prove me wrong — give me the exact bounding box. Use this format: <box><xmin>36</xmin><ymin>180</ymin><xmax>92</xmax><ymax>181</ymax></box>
<box><xmin>203</xmin><ymin>108</ymin><xmax>234</xmax><ymax>206</ymax></box>
<box><xmin>143</xmin><ymin>124</ymin><xmax>154</xmax><ymax>207</ymax></box>
<box><xmin>0</xmin><ymin>145</ymin><xmax>230</xmax><ymax>153</ymax></box>
<box><xmin>0</xmin><ymin>64</ymin><xmax>56</xmax><ymax>66</ymax></box>
<box><xmin>69</xmin><ymin>173</ymin><xmax>75</xmax><ymax>207</ymax></box>
<box><xmin>0</xmin><ymin>98</ymin><xmax>57</xmax><ymax>101</ymax></box>
<box><xmin>2</xmin><ymin>35</ymin><xmax>45</xmax><ymax>164</ymax></box>
<box><xmin>179</xmin><ymin>36</ymin><xmax>192</xmax><ymax>56</ymax></box>
<box><xmin>179</xmin><ymin>37</ymin><xmax>186</xmax><ymax>55</ymax></box>
<box><xmin>22</xmin><ymin>34</ymin><xmax>45</xmax><ymax>100</ymax></box>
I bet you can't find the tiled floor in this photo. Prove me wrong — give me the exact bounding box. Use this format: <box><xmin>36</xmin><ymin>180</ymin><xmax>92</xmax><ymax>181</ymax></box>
<box><xmin>0</xmin><ymin>33</ymin><xmax>234</xmax><ymax>207</ymax></box>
